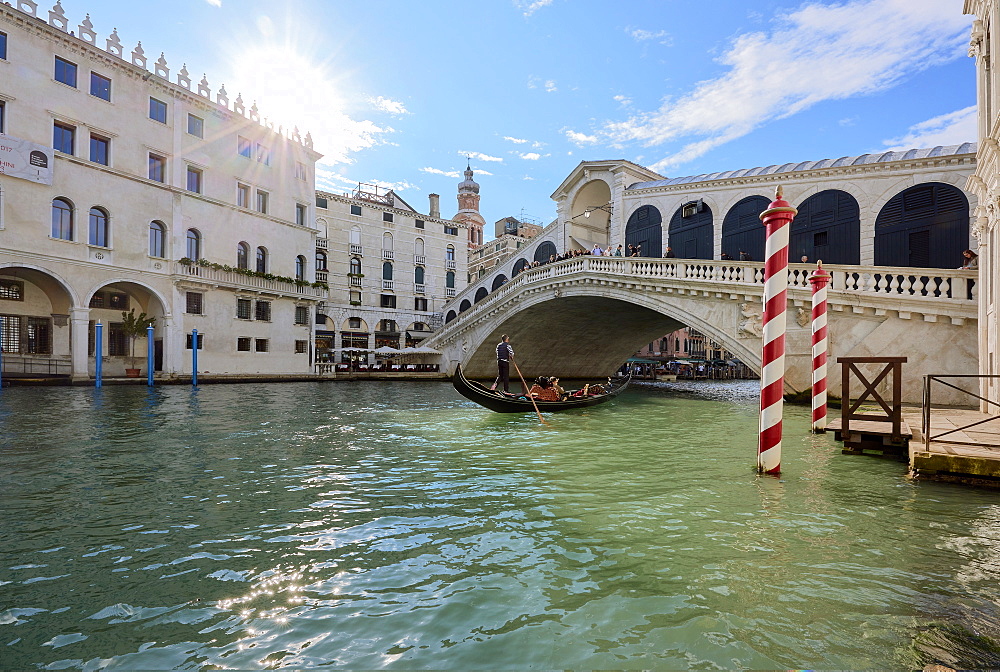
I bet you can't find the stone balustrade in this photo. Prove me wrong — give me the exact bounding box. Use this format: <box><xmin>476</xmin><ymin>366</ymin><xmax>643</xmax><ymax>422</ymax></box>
<box><xmin>175</xmin><ymin>262</ymin><xmax>326</xmax><ymax>298</ymax></box>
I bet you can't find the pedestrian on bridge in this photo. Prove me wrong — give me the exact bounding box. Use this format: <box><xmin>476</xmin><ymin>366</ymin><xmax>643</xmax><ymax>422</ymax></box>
<box><xmin>496</xmin><ymin>334</ymin><xmax>514</xmax><ymax>393</ymax></box>
<box><xmin>664</xmin><ymin>247</ymin><xmax>675</xmax><ymax>258</ymax></box>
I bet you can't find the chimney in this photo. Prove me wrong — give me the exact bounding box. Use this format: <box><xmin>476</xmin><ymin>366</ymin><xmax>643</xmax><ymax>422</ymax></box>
<box><xmin>429</xmin><ymin>193</ymin><xmax>440</xmax><ymax>219</ymax></box>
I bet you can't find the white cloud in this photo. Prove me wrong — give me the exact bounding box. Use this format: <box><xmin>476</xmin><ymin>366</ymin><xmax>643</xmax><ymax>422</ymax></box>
<box><xmin>614</xmin><ymin>94</ymin><xmax>632</xmax><ymax>107</ymax></box>
<box><xmin>519</xmin><ymin>152</ymin><xmax>542</xmax><ymax>160</ymax></box>
<box><xmin>545</xmin><ymin>80</ymin><xmax>558</xmax><ymax>93</ymax></box>
<box><xmin>504</xmin><ymin>136</ymin><xmax>528</xmax><ymax>144</ymax></box>
<box><xmin>459</xmin><ymin>151</ymin><xmax>504</xmax><ymax>162</ymax></box>
<box><xmin>565</xmin><ymin>129</ymin><xmax>598</xmax><ymax>146</ymax></box>
<box><xmin>205</xmin><ymin>0</ymin><xmax>222</xmax><ymax>6</ymax></box>
<box><xmin>626</xmin><ymin>27</ymin><xmax>672</xmax><ymax>45</ymax></box>
<box><xmin>523</xmin><ymin>175</ymin><xmax>535</xmax><ymax>180</ymax></box>
<box><xmin>515</xmin><ymin>0</ymin><xmax>553</xmax><ymax>16</ymax></box>
<box><xmin>370</xmin><ymin>96</ymin><xmax>409</xmax><ymax>115</ymax></box>
<box><xmin>883</xmin><ymin>105</ymin><xmax>977</xmax><ymax>150</ymax></box>
<box><xmin>315</xmin><ymin>169</ymin><xmax>417</xmax><ymax>194</ymax></box>
<box><xmin>420</xmin><ymin>167</ymin><xmax>461</xmax><ymax>178</ymax></box>
<box><xmin>599</xmin><ymin>0</ymin><xmax>971</xmax><ymax>171</ymax></box>
<box><xmin>475</xmin><ymin>169</ymin><xmax>494</xmax><ymax>176</ymax></box>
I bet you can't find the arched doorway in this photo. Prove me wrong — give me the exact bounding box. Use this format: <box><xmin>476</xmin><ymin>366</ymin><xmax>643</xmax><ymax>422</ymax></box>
<box><xmin>445</xmin><ymin>310</ymin><xmax>457</xmax><ymax>323</ymax></box>
<box><xmin>534</xmin><ymin>241</ymin><xmax>557</xmax><ymax>263</ymax></box>
<box><xmin>721</xmin><ymin>196</ymin><xmax>768</xmax><ymax>261</ymax></box>
<box><xmin>459</xmin><ymin>299</ymin><xmax>472</xmax><ymax>313</ymax></box>
<box><xmin>512</xmin><ymin>258</ymin><xmax>529</xmax><ymax>276</ymax></box>
<box><xmin>625</xmin><ymin>205</ymin><xmax>663</xmax><ymax>258</ymax></box>
<box><xmin>85</xmin><ymin>280</ymin><xmax>169</xmax><ymax>377</ymax></box>
<box><xmin>0</xmin><ymin>266</ymin><xmax>76</xmax><ymax>379</ymax></box>
<box><xmin>569</xmin><ymin>179</ymin><xmax>613</xmax><ymax>248</ymax></box>
<box><xmin>875</xmin><ymin>182</ymin><xmax>969</xmax><ymax>268</ymax></box>
<box><xmin>668</xmin><ymin>199</ymin><xmax>713</xmax><ymax>259</ymax></box>
<box><xmin>791</xmin><ymin>190</ymin><xmax>860</xmax><ymax>264</ymax></box>
<box><xmin>491</xmin><ymin>274</ymin><xmax>508</xmax><ymax>290</ymax></box>
<box><xmin>474</xmin><ymin>287</ymin><xmax>489</xmax><ymax>303</ymax></box>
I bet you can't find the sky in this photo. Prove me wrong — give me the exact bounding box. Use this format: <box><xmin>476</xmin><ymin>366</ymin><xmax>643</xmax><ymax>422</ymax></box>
<box><xmin>57</xmin><ymin>0</ymin><xmax>975</xmax><ymax>239</ymax></box>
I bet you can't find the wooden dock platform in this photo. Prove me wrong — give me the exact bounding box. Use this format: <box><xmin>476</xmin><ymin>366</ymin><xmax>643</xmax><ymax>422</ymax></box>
<box><xmin>902</xmin><ymin>408</ymin><xmax>1000</xmax><ymax>484</ymax></box>
<box><xmin>827</xmin><ymin>417</ymin><xmax>912</xmax><ymax>458</ymax></box>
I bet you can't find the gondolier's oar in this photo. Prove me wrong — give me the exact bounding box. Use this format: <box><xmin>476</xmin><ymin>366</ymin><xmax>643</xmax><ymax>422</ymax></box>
<box><xmin>511</xmin><ymin>358</ymin><xmax>546</xmax><ymax>425</ymax></box>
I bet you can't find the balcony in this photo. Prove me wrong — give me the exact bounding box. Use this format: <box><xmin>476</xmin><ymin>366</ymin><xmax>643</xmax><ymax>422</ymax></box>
<box><xmin>315</xmin><ymin>270</ymin><xmax>328</xmax><ymax>283</ymax></box>
<box><xmin>176</xmin><ymin>261</ymin><xmax>326</xmax><ymax>298</ymax></box>
<box><xmin>382</xmin><ymin>249</ymin><xmax>394</xmax><ymax>261</ymax></box>
<box><xmin>350</xmin><ymin>244</ymin><xmax>363</xmax><ymax>255</ymax></box>
<box><xmin>316</xmin><ymin>238</ymin><xmax>329</xmax><ymax>250</ymax></box>
<box><xmin>414</xmin><ymin>283</ymin><xmax>425</xmax><ymax>294</ymax></box>
<box><xmin>382</xmin><ymin>279</ymin><xmax>394</xmax><ymax>290</ymax></box>
<box><xmin>446</xmin><ymin>260</ymin><xmax>456</xmax><ymax>270</ymax></box>
<box><xmin>350</xmin><ymin>276</ymin><xmax>362</xmax><ymax>287</ymax></box>
<box><xmin>446</xmin><ymin>287</ymin><xmax>456</xmax><ymax>298</ymax></box>
<box><xmin>414</xmin><ymin>254</ymin><xmax>426</xmax><ymax>265</ymax></box>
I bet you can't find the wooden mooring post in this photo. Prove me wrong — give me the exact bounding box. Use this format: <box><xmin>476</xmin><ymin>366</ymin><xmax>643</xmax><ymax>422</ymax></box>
<box><xmin>828</xmin><ymin>356</ymin><xmax>911</xmax><ymax>457</ymax></box>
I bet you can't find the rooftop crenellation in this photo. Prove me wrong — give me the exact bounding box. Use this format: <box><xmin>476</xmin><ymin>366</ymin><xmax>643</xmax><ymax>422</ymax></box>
<box><xmin>8</xmin><ymin>0</ymin><xmax>315</xmax><ymax>151</ymax></box>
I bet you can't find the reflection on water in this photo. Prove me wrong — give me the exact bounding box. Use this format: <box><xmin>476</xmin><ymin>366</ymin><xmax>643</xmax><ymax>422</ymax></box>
<box><xmin>1</xmin><ymin>381</ymin><xmax>999</xmax><ymax>669</ymax></box>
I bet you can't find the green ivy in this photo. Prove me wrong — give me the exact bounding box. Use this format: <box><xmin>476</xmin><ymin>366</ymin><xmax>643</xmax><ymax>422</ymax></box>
<box><xmin>177</xmin><ymin>258</ymin><xmax>329</xmax><ymax>289</ymax></box>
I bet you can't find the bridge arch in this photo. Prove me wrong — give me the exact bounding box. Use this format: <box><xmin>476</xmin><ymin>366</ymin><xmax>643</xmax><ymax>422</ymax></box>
<box><xmin>568</xmin><ymin>179</ymin><xmax>613</xmax><ymax>248</ymax></box>
<box><xmin>534</xmin><ymin>240</ymin><xmax>557</xmax><ymax>263</ymax></box>
<box><xmin>491</xmin><ymin>274</ymin><xmax>508</xmax><ymax>291</ymax></box>
<box><xmin>721</xmin><ymin>195</ymin><xmax>769</xmax><ymax>261</ymax></box>
<box><xmin>445</xmin><ymin>310</ymin><xmax>457</xmax><ymax>324</ymax></box>
<box><xmin>625</xmin><ymin>205</ymin><xmax>663</xmax><ymax>258</ymax></box>
<box><xmin>874</xmin><ymin>182</ymin><xmax>970</xmax><ymax>269</ymax></box>
<box><xmin>474</xmin><ymin>287</ymin><xmax>489</xmax><ymax>303</ymax></box>
<box><xmin>459</xmin><ymin>299</ymin><xmax>472</xmax><ymax>313</ymax></box>
<box><xmin>790</xmin><ymin>189</ymin><xmax>860</xmax><ymax>264</ymax></box>
<box><xmin>452</xmin><ymin>284</ymin><xmax>760</xmax><ymax>382</ymax></box>
<box><xmin>668</xmin><ymin>199</ymin><xmax>714</xmax><ymax>259</ymax></box>
<box><xmin>512</xmin><ymin>258</ymin><xmax>529</xmax><ymax>276</ymax></box>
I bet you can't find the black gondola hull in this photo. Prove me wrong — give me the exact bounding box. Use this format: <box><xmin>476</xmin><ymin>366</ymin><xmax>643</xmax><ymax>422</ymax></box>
<box><xmin>452</xmin><ymin>364</ymin><xmax>630</xmax><ymax>413</ymax></box>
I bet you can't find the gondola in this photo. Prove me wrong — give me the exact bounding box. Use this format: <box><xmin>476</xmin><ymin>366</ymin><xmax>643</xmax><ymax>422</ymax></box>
<box><xmin>452</xmin><ymin>363</ymin><xmax>631</xmax><ymax>413</ymax></box>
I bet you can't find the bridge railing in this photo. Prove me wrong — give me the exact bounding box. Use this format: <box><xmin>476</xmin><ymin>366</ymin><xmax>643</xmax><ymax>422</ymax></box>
<box><xmin>441</xmin><ymin>256</ymin><xmax>977</xmax><ymax>329</ymax></box>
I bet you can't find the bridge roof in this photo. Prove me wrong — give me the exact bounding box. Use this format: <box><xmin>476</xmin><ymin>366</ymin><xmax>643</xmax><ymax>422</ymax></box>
<box><xmin>627</xmin><ymin>143</ymin><xmax>979</xmax><ymax>189</ymax></box>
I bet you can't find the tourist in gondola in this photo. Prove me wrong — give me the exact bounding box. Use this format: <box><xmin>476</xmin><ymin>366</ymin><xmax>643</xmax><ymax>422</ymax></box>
<box><xmin>496</xmin><ymin>334</ymin><xmax>513</xmax><ymax>392</ymax></box>
<box><xmin>528</xmin><ymin>377</ymin><xmax>560</xmax><ymax>401</ymax></box>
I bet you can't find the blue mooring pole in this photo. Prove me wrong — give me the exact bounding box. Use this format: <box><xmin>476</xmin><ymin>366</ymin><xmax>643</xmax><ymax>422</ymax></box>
<box><xmin>192</xmin><ymin>328</ymin><xmax>198</xmax><ymax>386</ymax></box>
<box><xmin>146</xmin><ymin>323</ymin><xmax>154</xmax><ymax>387</ymax></box>
<box><xmin>95</xmin><ymin>321</ymin><xmax>103</xmax><ymax>388</ymax></box>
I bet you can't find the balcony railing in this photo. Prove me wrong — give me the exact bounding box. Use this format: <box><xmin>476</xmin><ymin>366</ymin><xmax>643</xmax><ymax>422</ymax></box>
<box><xmin>315</xmin><ymin>271</ymin><xmax>328</xmax><ymax>282</ymax></box>
<box><xmin>382</xmin><ymin>279</ymin><xmax>394</xmax><ymax>290</ymax></box>
<box><xmin>382</xmin><ymin>249</ymin><xmax>394</xmax><ymax>261</ymax></box>
<box><xmin>350</xmin><ymin>244</ymin><xmax>363</xmax><ymax>255</ymax></box>
<box><xmin>446</xmin><ymin>260</ymin><xmax>456</xmax><ymax>270</ymax></box>
<box><xmin>176</xmin><ymin>261</ymin><xmax>326</xmax><ymax>297</ymax></box>
<box><xmin>350</xmin><ymin>276</ymin><xmax>363</xmax><ymax>287</ymax></box>
<box><xmin>414</xmin><ymin>255</ymin><xmax>426</xmax><ymax>265</ymax></box>
<box><xmin>446</xmin><ymin>287</ymin><xmax>456</xmax><ymax>298</ymax></box>
<box><xmin>414</xmin><ymin>283</ymin><xmax>425</xmax><ymax>294</ymax></box>
<box><xmin>316</xmin><ymin>238</ymin><xmax>329</xmax><ymax>249</ymax></box>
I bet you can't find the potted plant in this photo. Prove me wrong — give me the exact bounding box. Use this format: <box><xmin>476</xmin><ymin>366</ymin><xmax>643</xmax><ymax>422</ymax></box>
<box><xmin>121</xmin><ymin>308</ymin><xmax>156</xmax><ymax>378</ymax></box>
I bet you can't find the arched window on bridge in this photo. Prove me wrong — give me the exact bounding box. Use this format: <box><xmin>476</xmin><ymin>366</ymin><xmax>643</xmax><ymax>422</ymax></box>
<box><xmin>459</xmin><ymin>299</ymin><xmax>471</xmax><ymax>313</ymax></box>
<box><xmin>491</xmin><ymin>274</ymin><xmax>508</xmax><ymax>290</ymax></box>
<box><xmin>668</xmin><ymin>200</ymin><xmax>713</xmax><ymax>259</ymax></box>
<box><xmin>791</xmin><ymin>190</ymin><xmax>860</xmax><ymax>265</ymax></box>
<box><xmin>875</xmin><ymin>182</ymin><xmax>969</xmax><ymax>269</ymax></box>
<box><xmin>445</xmin><ymin>310</ymin><xmax>457</xmax><ymax>323</ymax></box>
<box><xmin>721</xmin><ymin>195</ymin><xmax>768</xmax><ymax>261</ymax></box>
<box><xmin>475</xmin><ymin>287</ymin><xmax>488</xmax><ymax>303</ymax></box>
<box><xmin>534</xmin><ymin>241</ymin><xmax>557</xmax><ymax>263</ymax></box>
<box><xmin>626</xmin><ymin>205</ymin><xmax>663</xmax><ymax>258</ymax></box>
<box><xmin>512</xmin><ymin>258</ymin><xmax>529</xmax><ymax>276</ymax></box>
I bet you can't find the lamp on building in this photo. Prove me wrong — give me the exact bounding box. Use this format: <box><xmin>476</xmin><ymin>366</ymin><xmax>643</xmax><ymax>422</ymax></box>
<box><xmin>574</xmin><ymin>203</ymin><xmax>614</xmax><ymax>220</ymax></box>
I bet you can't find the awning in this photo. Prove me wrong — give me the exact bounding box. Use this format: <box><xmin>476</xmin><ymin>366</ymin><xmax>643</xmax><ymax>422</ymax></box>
<box><xmin>373</xmin><ymin>346</ymin><xmax>401</xmax><ymax>355</ymax></box>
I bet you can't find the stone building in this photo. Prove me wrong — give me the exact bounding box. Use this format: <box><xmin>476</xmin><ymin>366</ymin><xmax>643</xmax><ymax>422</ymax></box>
<box><xmin>964</xmin><ymin>0</ymin><xmax>1000</xmax><ymax>409</ymax></box>
<box><xmin>313</xmin><ymin>186</ymin><xmax>467</xmax><ymax>362</ymax></box>
<box><xmin>0</xmin><ymin>1</ymin><xmax>323</xmax><ymax>380</ymax></box>
<box><xmin>452</xmin><ymin>164</ymin><xmax>486</xmax><ymax>250</ymax></box>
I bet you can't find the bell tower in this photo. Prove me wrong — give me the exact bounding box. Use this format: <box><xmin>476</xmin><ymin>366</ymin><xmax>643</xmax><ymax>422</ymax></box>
<box><xmin>454</xmin><ymin>162</ymin><xmax>486</xmax><ymax>249</ymax></box>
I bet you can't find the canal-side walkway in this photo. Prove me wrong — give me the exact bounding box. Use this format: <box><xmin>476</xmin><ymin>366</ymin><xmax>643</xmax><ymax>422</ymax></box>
<box><xmin>903</xmin><ymin>407</ymin><xmax>1000</xmax><ymax>485</ymax></box>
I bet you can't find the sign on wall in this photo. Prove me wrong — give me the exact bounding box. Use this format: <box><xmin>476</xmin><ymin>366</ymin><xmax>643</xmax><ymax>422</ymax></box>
<box><xmin>0</xmin><ymin>133</ymin><xmax>54</xmax><ymax>185</ymax></box>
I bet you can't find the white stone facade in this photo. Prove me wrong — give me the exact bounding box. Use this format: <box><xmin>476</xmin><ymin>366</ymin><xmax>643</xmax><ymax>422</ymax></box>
<box><xmin>0</xmin><ymin>2</ymin><xmax>323</xmax><ymax>380</ymax></box>
<box><xmin>965</xmin><ymin>0</ymin><xmax>1000</xmax><ymax>409</ymax></box>
<box><xmin>314</xmin><ymin>189</ymin><xmax>467</xmax><ymax>361</ymax></box>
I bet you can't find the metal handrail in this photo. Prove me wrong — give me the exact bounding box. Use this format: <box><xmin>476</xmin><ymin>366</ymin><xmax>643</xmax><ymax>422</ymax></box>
<box><xmin>922</xmin><ymin>375</ymin><xmax>1000</xmax><ymax>450</ymax></box>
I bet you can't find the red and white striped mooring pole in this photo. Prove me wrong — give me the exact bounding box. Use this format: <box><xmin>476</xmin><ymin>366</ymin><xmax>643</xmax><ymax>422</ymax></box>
<box><xmin>809</xmin><ymin>262</ymin><xmax>832</xmax><ymax>433</ymax></box>
<box><xmin>757</xmin><ymin>185</ymin><xmax>797</xmax><ymax>475</ymax></box>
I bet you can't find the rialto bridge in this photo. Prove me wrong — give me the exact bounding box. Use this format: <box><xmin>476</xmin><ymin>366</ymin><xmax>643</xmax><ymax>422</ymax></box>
<box><xmin>423</xmin><ymin>256</ymin><xmax>979</xmax><ymax>405</ymax></box>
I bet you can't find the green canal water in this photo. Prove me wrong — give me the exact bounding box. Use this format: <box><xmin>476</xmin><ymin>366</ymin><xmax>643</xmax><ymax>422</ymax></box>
<box><xmin>2</xmin><ymin>381</ymin><xmax>1000</xmax><ymax>670</ymax></box>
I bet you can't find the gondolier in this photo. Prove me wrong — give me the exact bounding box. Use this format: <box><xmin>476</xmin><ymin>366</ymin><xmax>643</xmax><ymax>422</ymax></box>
<box><xmin>496</xmin><ymin>334</ymin><xmax>514</xmax><ymax>392</ymax></box>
